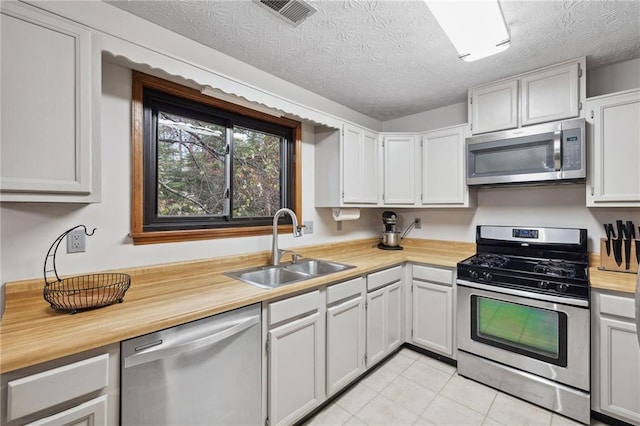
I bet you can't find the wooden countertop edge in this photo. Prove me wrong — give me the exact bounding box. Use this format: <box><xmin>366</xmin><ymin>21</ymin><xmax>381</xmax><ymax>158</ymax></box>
<box><xmin>1</xmin><ymin>237</ymin><xmax>635</xmax><ymax>374</ymax></box>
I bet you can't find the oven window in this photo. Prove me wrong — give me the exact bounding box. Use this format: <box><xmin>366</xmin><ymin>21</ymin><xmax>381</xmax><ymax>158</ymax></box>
<box><xmin>471</xmin><ymin>296</ymin><xmax>568</xmax><ymax>366</ymax></box>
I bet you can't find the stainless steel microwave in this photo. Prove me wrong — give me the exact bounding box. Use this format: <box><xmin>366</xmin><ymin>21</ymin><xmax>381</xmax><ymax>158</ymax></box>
<box><xmin>466</xmin><ymin>118</ymin><xmax>586</xmax><ymax>186</ymax></box>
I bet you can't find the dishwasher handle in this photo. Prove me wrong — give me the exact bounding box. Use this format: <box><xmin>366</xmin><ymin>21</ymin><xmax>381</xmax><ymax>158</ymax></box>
<box><xmin>123</xmin><ymin>314</ymin><xmax>260</xmax><ymax>368</ymax></box>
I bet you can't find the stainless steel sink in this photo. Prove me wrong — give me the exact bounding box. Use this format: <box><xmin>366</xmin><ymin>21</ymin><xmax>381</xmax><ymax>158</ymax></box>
<box><xmin>225</xmin><ymin>259</ymin><xmax>355</xmax><ymax>289</ymax></box>
<box><xmin>284</xmin><ymin>259</ymin><xmax>353</xmax><ymax>276</ymax></box>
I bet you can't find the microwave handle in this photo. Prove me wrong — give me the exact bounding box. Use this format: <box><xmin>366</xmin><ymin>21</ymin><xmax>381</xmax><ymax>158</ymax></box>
<box><xmin>553</xmin><ymin>130</ymin><xmax>562</xmax><ymax>171</ymax></box>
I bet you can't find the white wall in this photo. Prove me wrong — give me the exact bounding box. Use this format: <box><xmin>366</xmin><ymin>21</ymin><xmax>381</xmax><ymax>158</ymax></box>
<box><xmin>382</xmin><ymin>102</ymin><xmax>468</xmax><ymax>133</ymax></box>
<box><xmin>2</xmin><ymin>16</ymin><xmax>639</xmax><ymax>288</ymax></box>
<box><xmin>588</xmin><ymin>58</ymin><xmax>640</xmax><ymax>98</ymax></box>
<box><xmin>0</xmin><ymin>62</ymin><xmax>380</xmax><ymax>284</ymax></box>
<box><xmin>394</xmin><ymin>185</ymin><xmax>639</xmax><ymax>254</ymax></box>
<box><xmin>381</xmin><ymin>58</ymin><xmax>640</xmax><ymax>133</ymax></box>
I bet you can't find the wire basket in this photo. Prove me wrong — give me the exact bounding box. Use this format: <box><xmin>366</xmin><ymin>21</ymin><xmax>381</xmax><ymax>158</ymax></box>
<box><xmin>43</xmin><ymin>225</ymin><xmax>131</xmax><ymax>314</ymax></box>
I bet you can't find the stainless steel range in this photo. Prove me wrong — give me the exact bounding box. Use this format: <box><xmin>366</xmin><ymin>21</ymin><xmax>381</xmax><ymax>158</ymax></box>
<box><xmin>457</xmin><ymin>225</ymin><xmax>590</xmax><ymax>424</ymax></box>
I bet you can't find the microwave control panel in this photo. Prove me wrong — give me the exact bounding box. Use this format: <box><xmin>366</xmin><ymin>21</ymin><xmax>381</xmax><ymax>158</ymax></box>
<box><xmin>562</xmin><ymin>128</ymin><xmax>582</xmax><ymax>171</ymax></box>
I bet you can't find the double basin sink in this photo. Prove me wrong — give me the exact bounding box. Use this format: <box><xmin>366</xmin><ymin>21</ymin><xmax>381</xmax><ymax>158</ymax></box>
<box><xmin>225</xmin><ymin>258</ymin><xmax>356</xmax><ymax>289</ymax></box>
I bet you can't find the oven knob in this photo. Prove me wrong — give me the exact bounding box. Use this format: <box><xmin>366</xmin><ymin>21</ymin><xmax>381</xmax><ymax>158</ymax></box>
<box><xmin>556</xmin><ymin>283</ymin><xmax>568</xmax><ymax>293</ymax></box>
<box><xmin>538</xmin><ymin>281</ymin><xmax>549</xmax><ymax>289</ymax></box>
<box><xmin>482</xmin><ymin>272</ymin><xmax>493</xmax><ymax>281</ymax></box>
<box><xmin>469</xmin><ymin>270</ymin><xmax>479</xmax><ymax>279</ymax></box>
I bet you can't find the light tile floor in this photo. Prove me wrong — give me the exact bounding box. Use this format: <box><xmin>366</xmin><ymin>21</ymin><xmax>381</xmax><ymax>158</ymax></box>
<box><xmin>304</xmin><ymin>349</ymin><xmax>610</xmax><ymax>426</ymax></box>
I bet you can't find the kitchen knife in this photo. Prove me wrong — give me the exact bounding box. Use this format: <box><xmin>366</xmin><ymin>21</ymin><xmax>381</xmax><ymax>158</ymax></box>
<box><xmin>636</xmin><ymin>226</ymin><xmax>640</xmax><ymax>265</ymax></box>
<box><xmin>604</xmin><ymin>223</ymin><xmax>613</xmax><ymax>256</ymax></box>
<box><xmin>613</xmin><ymin>220</ymin><xmax>623</xmax><ymax>267</ymax></box>
<box><xmin>622</xmin><ymin>221</ymin><xmax>632</xmax><ymax>270</ymax></box>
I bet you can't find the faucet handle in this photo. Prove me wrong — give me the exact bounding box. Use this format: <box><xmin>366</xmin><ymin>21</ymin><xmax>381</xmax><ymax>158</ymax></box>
<box><xmin>291</xmin><ymin>253</ymin><xmax>302</xmax><ymax>264</ymax></box>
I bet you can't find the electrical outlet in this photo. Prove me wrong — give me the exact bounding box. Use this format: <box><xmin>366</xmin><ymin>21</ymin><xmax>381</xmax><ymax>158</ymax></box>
<box><xmin>415</xmin><ymin>218</ymin><xmax>422</xmax><ymax>229</ymax></box>
<box><xmin>67</xmin><ymin>229</ymin><xmax>86</xmax><ymax>253</ymax></box>
<box><xmin>303</xmin><ymin>220</ymin><xmax>314</xmax><ymax>235</ymax></box>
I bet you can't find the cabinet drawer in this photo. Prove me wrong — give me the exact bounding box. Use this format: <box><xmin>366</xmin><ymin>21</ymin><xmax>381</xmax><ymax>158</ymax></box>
<box><xmin>412</xmin><ymin>265</ymin><xmax>453</xmax><ymax>286</ymax></box>
<box><xmin>327</xmin><ymin>277</ymin><xmax>365</xmax><ymax>305</ymax></box>
<box><xmin>25</xmin><ymin>395</ymin><xmax>108</xmax><ymax>426</ymax></box>
<box><xmin>599</xmin><ymin>292</ymin><xmax>635</xmax><ymax>320</ymax></box>
<box><xmin>7</xmin><ymin>353</ymin><xmax>109</xmax><ymax>421</ymax></box>
<box><xmin>268</xmin><ymin>290</ymin><xmax>320</xmax><ymax>326</ymax></box>
<box><xmin>367</xmin><ymin>266</ymin><xmax>402</xmax><ymax>292</ymax></box>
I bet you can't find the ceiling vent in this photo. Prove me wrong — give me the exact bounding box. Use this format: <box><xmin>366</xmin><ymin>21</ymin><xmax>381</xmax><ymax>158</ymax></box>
<box><xmin>254</xmin><ymin>0</ymin><xmax>317</xmax><ymax>27</ymax></box>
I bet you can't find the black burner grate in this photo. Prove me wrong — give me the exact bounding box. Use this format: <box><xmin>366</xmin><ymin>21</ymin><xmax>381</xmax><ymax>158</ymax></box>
<box><xmin>469</xmin><ymin>254</ymin><xmax>510</xmax><ymax>268</ymax></box>
<box><xmin>533</xmin><ymin>260</ymin><xmax>577</xmax><ymax>278</ymax></box>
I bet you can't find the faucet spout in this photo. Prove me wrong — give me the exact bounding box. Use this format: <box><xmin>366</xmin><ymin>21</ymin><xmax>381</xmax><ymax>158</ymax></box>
<box><xmin>271</xmin><ymin>208</ymin><xmax>303</xmax><ymax>266</ymax></box>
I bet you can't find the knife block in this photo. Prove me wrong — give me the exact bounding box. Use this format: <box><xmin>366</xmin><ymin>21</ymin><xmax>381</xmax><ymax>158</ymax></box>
<box><xmin>599</xmin><ymin>237</ymin><xmax>639</xmax><ymax>273</ymax></box>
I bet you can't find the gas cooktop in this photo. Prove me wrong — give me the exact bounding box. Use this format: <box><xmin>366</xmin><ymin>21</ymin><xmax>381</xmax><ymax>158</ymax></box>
<box><xmin>457</xmin><ymin>226</ymin><xmax>590</xmax><ymax>300</ymax></box>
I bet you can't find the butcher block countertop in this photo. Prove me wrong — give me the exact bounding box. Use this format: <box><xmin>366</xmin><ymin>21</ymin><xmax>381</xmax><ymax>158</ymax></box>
<box><xmin>0</xmin><ymin>238</ymin><xmax>635</xmax><ymax>374</ymax></box>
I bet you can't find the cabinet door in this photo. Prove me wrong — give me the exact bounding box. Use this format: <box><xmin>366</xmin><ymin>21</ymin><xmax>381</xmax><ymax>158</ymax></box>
<box><xmin>412</xmin><ymin>280</ymin><xmax>453</xmax><ymax>357</ymax></box>
<box><xmin>383</xmin><ymin>135</ymin><xmax>416</xmax><ymax>204</ymax></box>
<box><xmin>469</xmin><ymin>80</ymin><xmax>518</xmax><ymax>134</ymax></box>
<box><xmin>25</xmin><ymin>395</ymin><xmax>107</xmax><ymax>426</ymax></box>
<box><xmin>587</xmin><ymin>90</ymin><xmax>640</xmax><ymax>207</ymax></box>
<box><xmin>421</xmin><ymin>126</ymin><xmax>467</xmax><ymax>206</ymax></box>
<box><xmin>598</xmin><ymin>316</ymin><xmax>640</xmax><ymax>424</ymax></box>
<box><xmin>361</xmin><ymin>131</ymin><xmax>379</xmax><ymax>203</ymax></box>
<box><xmin>326</xmin><ymin>295</ymin><xmax>366</xmax><ymax>396</ymax></box>
<box><xmin>342</xmin><ymin>125</ymin><xmax>378</xmax><ymax>204</ymax></box>
<box><xmin>385</xmin><ymin>281</ymin><xmax>403</xmax><ymax>352</ymax></box>
<box><xmin>0</xmin><ymin>2</ymin><xmax>99</xmax><ymax>202</ymax></box>
<box><xmin>521</xmin><ymin>62</ymin><xmax>580</xmax><ymax>126</ymax></box>
<box><xmin>366</xmin><ymin>287</ymin><xmax>387</xmax><ymax>366</ymax></box>
<box><xmin>268</xmin><ymin>313</ymin><xmax>324</xmax><ymax>426</ymax></box>
<box><xmin>342</xmin><ymin>124</ymin><xmax>362</xmax><ymax>203</ymax></box>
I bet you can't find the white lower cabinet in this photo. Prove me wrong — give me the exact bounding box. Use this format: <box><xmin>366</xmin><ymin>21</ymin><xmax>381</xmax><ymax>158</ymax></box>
<box><xmin>410</xmin><ymin>264</ymin><xmax>455</xmax><ymax>358</ymax></box>
<box><xmin>0</xmin><ymin>344</ymin><xmax>119</xmax><ymax>426</ymax></box>
<box><xmin>266</xmin><ymin>290</ymin><xmax>325</xmax><ymax>426</ymax></box>
<box><xmin>591</xmin><ymin>289</ymin><xmax>640</xmax><ymax>425</ymax></box>
<box><xmin>326</xmin><ymin>277</ymin><xmax>366</xmax><ymax>396</ymax></box>
<box><xmin>25</xmin><ymin>395</ymin><xmax>107</xmax><ymax>426</ymax></box>
<box><xmin>366</xmin><ymin>266</ymin><xmax>404</xmax><ymax>367</ymax></box>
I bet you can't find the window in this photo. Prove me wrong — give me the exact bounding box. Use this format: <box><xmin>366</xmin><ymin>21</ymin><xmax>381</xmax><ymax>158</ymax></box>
<box><xmin>131</xmin><ymin>72</ymin><xmax>302</xmax><ymax>244</ymax></box>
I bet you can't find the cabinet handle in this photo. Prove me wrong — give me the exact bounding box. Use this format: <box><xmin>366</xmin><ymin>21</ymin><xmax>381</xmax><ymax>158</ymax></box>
<box><xmin>553</xmin><ymin>130</ymin><xmax>562</xmax><ymax>171</ymax></box>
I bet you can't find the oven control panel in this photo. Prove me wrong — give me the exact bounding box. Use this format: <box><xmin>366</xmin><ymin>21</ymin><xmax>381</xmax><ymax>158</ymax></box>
<box><xmin>512</xmin><ymin>228</ymin><xmax>539</xmax><ymax>239</ymax></box>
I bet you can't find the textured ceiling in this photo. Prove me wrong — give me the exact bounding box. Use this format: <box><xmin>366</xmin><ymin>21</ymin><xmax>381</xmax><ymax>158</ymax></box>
<box><xmin>105</xmin><ymin>0</ymin><xmax>640</xmax><ymax>121</ymax></box>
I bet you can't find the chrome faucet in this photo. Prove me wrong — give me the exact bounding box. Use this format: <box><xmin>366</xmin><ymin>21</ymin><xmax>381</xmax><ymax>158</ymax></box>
<box><xmin>271</xmin><ymin>208</ymin><xmax>303</xmax><ymax>266</ymax></box>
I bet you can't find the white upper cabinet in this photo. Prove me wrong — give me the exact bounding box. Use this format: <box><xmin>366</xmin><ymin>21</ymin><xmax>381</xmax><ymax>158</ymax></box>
<box><xmin>586</xmin><ymin>89</ymin><xmax>640</xmax><ymax>207</ymax></box>
<box><xmin>420</xmin><ymin>124</ymin><xmax>472</xmax><ymax>207</ymax></box>
<box><xmin>382</xmin><ymin>134</ymin><xmax>418</xmax><ymax>205</ymax></box>
<box><xmin>520</xmin><ymin>62</ymin><xmax>580</xmax><ymax>126</ymax></box>
<box><xmin>0</xmin><ymin>2</ymin><xmax>101</xmax><ymax>203</ymax></box>
<box><xmin>470</xmin><ymin>80</ymin><xmax>519</xmax><ymax>134</ymax></box>
<box><xmin>469</xmin><ymin>58</ymin><xmax>584</xmax><ymax>135</ymax></box>
<box><xmin>315</xmin><ymin>124</ymin><xmax>378</xmax><ymax>207</ymax></box>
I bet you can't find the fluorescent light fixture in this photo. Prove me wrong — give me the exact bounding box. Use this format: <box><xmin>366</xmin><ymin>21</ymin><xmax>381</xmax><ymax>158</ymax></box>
<box><xmin>426</xmin><ymin>0</ymin><xmax>510</xmax><ymax>62</ymax></box>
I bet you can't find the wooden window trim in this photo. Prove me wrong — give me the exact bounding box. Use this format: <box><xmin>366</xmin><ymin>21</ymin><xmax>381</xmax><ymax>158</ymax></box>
<box><xmin>130</xmin><ymin>71</ymin><xmax>302</xmax><ymax>245</ymax></box>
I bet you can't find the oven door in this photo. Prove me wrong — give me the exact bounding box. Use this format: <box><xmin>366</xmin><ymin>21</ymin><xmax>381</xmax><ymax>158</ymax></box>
<box><xmin>457</xmin><ymin>281</ymin><xmax>590</xmax><ymax>391</ymax></box>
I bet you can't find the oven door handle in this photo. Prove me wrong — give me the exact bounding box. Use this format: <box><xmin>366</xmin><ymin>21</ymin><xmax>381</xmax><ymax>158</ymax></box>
<box><xmin>457</xmin><ymin>279</ymin><xmax>589</xmax><ymax>308</ymax></box>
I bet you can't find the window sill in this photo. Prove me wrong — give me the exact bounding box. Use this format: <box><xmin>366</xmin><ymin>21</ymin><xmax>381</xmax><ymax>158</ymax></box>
<box><xmin>130</xmin><ymin>224</ymin><xmax>297</xmax><ymax>245</ymax></box>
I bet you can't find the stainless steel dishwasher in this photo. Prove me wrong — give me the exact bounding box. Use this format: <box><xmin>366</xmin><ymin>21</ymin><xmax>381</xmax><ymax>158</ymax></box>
<box><xmin>121</xmin><ymin>304</ymin><xmax>261</xmax><ymax>425</ymax></box>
